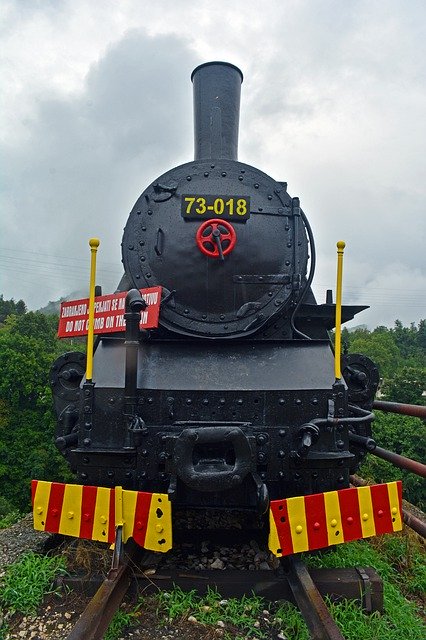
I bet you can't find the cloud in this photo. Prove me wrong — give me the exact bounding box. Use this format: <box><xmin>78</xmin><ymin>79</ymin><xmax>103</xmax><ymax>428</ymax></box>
<box><xmin>1</xmin><ymin>29</ymin><xmax>197</xmax><ymax>308</ymax></box>
<box><xmin>1</xmin><ymin>0</ymin><xmax>425</xmax><ymax>326</ymax></box>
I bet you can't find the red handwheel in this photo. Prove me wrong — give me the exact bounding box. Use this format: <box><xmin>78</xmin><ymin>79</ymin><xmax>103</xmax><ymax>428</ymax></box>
<box><xmin>196</xmin><ymin>219</ymin><xmax>237</xmax><ymax>259</ymax></box>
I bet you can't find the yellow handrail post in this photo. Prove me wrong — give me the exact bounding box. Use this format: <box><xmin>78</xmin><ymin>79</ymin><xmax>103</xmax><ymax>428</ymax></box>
<box><xmin>86</xmin><ymin>238</ymin><xmax>100</xmax><ymax>382</ymax></box>
<box><xmin>334</xmin><ymin>240</ymin><xmax>346</xmax><ymax>381</ymax></box>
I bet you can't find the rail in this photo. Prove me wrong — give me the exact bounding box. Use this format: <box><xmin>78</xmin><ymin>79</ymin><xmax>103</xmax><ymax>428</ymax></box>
<box><xmin>66</xmin><ymin>541</ymin><xmax>140</xmax><ymax>640</ymax></box>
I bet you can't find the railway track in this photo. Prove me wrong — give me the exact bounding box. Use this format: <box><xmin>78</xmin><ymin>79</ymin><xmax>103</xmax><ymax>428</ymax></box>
<box><xmin>63</xmin><ymin>536</ymin><xmax>380</xmax><ymax>640</ymax></box>
<box><xmin>62</xmin><ymin>479</ymin><xmax>426</xmax><ymax>640</ymax></box>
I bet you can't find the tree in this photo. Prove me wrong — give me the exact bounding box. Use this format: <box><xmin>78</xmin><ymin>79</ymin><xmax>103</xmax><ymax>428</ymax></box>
<box><xmin>0</xmin><ymin>295</ymin><xmax>27</xmax><ymax>323</ymax></box>
<box><xmin>362</xmin><ymin>413</ymin><xmax>426</xmax><ymax>510</ymax></box>
<box><xmin>0</xmin><ymin>308</ymin><xmax>77</xmax><ymax>513</ymax></box>
<box><xmin>382</xmin><ymin>366</ymin><xmax>426</xmax><ymax>405</ymax></box>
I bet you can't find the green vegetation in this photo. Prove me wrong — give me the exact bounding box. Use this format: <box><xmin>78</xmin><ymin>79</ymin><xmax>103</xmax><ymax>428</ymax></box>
<box><xmin>104</xmin><ymin>609</ymin><xmax>136</xmax><ymax>640</ymax></box>
<box><xmin>342</xmin><ymin>320</ymin><xmax>426</xmax><ymax>509</ymax></box>
<box><xmin>155</xmin><ymin>585</ymin><xmax>302</xmax><ymax>638</ymax></box>
<box><xmin>306</xmin><ymin>538</ymin><xmax>425</xmax><ymax>640</ymax></box>
<box><xmin>158</xmin><ymin>586</ymin><xmax>268</xmax><ymax>636</ymax></box>
<box><xmin>0</xmin><ymin>552</ymin><xmax>66</xmax><ymax>614</ymax></box>
<box><xmin>0</xmin><ymin>300</ymin><xmax>78</xmax><ymax>516</ymax></box>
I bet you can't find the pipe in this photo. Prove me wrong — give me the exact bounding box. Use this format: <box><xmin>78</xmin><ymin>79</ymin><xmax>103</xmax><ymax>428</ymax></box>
<box><xmin>191</xmin><ymin>61</ymin><xmax>243</xmax><ymax>161</ymax></box>
<box><xmin>371</xmin><ymin>445</ymin><xmax>426</xmax><ymax>479</ymax></box>
<box><xmin>373</xmin><ymin>400</ymin><xmax>426</xmax><ymax>420</ymax></box>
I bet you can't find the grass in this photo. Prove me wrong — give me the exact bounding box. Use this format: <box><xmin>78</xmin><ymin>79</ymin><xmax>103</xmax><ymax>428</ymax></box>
<box><xmin>0</xmin><ymin>510</ymin><xmax>21</xmax><ymax>529</ymax></box>
<box><xmin>156</xmin><ymin>585</ymin><xmax>307</xmax><ymax>638</ymax></box>
<box><xmin>104</xmin><ymin>609</ymin><xmax>136</xmax><ymax>640</ymax></box>
<box><xmin>0</xmin><ymin>552</ymin><xmax>67</xmax><ymax>615</ymax></box>
<box><xmin>305</xmin><ymin>538</ymin><xmax>426</xmax><ymax>640</ymax></box>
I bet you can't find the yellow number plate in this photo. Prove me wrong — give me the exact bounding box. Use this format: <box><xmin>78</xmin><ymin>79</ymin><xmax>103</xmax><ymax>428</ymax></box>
<box><xmin>181</xmin><ymin>195</ymin><xmax>250</xmax><ymax>221</ymax></box>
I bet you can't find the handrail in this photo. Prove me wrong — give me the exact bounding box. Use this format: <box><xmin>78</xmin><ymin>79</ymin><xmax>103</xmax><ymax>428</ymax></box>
<box><xmin>373</xmin><ymin>400</ymin><xmax>426</xmax><ymax>420</ymax></box>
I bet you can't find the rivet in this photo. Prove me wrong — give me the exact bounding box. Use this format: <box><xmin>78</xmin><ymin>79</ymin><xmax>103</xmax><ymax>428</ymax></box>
<box><xmin>347</xmin><ymin>516</ymin><xmax>354</xmax><ymax>524</ymax></box>
<box><xmin>81</xmin><ymin>472</ymin><xmax>88</xmax><ymax>480</ymax></box>
<box><xmin>268</xmin><ymin>195</ymin><xmax>272</xmax><ymax>200</ymax></box>
<box><xmin>203</xmin><ymin>398</ymin><xmax>209</xmax><ymax>405</ymax></box>
<box><xmin>83</xmin><ymin>438</ymin><xmax>91</xmax><ymax>446</ymax></box>
<box><xmin>128</xmin><ymin>244</ymin><xmax>134</xmax><ymax>250</ymax></box>
<box><xmin>221</xmin><ymin>172</ymin><xmax>227</xmax><ymax>177</ymax></box>
<box><xmin>220</xmin><ymin>314</ymin><xmax>225</xmax><ymax>320</ymax></box>
<box><xmin>220</xmin><ymin>398</ymin><xmax>225</xmax><ymax>405</ymax></box>
<box><xmin>100</xmin><ymin>515</ymin><xmax>107</xmax><ymax>524</ymax></box>
<box><xmin>391</xmin><ymin>507</ymin><xmax>398</xmax><ymax>515</ymax></box>
<box><xmin>140</xmin><ymin>256</ymin><xmax>146</xmax><ymax>262</ymax></box>
<box><xmin>338</xmin><ymin>476</ymin><xmax>345</xmax><ymax>483</ymax></box>
<box><xmin>36</xmin><ymin>507</ymin><xmax>43</xmax><ymax>515</ymax></box>
<box><xmin>278</xmin><ymin>450</ymin><xmax>285</xmax><ymax>458</ymax></box>
<box><xmin>336</xmin><ymin>440</ymin><xmax>345</xmax><ymax>449</ymax></box>
<box><xmin>279</xmin><ymin>471</ymin><xmax>285</xmax><ymax>478</ymax></box>
<box><xmin>279</xmin><ymin>398</ymin><xmax>285</xmax><ymax>405</ymax></box>
<box><xmin>295</xmin><ymin>398</ymin><xmax>302</xmax><ymax>405</ymax></box>
<box><xmin>136</xmin><ymin>210</ymin><xmax>141</xmax><ymax>215</ymax></box>
<box><xmin>156</xmin><ymin>524</ymin><xmax>163</xmax><ymax>533</ymax></box>
<box><xmin>330</xmin><ymin>518</ymin><xmax>337</xmax><ymax>527</ymax></box>
<box><xmin>296</xmin><ymin>525</ymin><xmax>303</xmax><ymax>534</ymax></box>
<box><xmin>260</xmin><ymin>472</ymin><xmax>266</xmax><ymax>480</ymax></box>
<box><xmin>210</xmin><ymin>164</ymin><xmax>215</xmax><ymax>168</ymax></box>
<box><xmin>148</xmin><ymin>397</ymin><xmax>153</xmax><ymax>404</ymax></box>
<box><xmin>202</xmin><ymin>314</ymin><xmax>207</xmax><ymax>320</ymax></box>
<box><xmin>258</xmin><ymin>207</ymin><xmax>263</xmax><ymax>212</ymax></box>
<box><xmin>52</xmin><ymin>509</ymin><xmax>59</xmax><ymax>518</ymax></box>
<box><xmin>83</xmin><ymin>513</ymin><xmax>90</xmax><ymax>522</ymax></box>
<box><xmin>254</xmin><ymin>183</ymin><xmax>259</xmax><ymax>188</ymax></box>
<box><xmin>68</xmin><ymin>511</ymin><xmax>74</xmax><ymax>520</ymax></box>
<box><xmin>204</xmin><ymin>172</ymin><xmax>209</xmax><ymax>177</ymax></box>
<box><xmin>146</xmin><ymin>273</ymin><xmax>151</xmax><ymax>278</ymax></box>
<box><xmin>107</xmin><ymin>471</ymin><xmax>114</xmax><ymax>478</ymax></box>
<box><xmin>142</xmin><ymin>226</ymin><xmax>146</xmax><ymax>231</ymax></box>
<box><xmin>238</xmin><ymin>176</ymin><xmax>243</xmax><ymax>181</ymax></box>
<box><xmin>362</xmin><ymin>513</ymin><xmax>369</xmax><ymax>521</ymax></box>
<box><xmin>136</xmin><ymin>521</ymin><xmax>144</xmax><ymax>530</ymax></box>
<box><xmin>186</xmin><ymin>176</ymin><xmax>192</xmax><ymax>181</ymax></box>
<box><xmin>287</xmin><ymin>242</ymin><xmax>292</xmax><ymax>248</ymax></box>
<box><xmin>147</xmin><ymin>209</ymin><xmax>153</xmax><ymax>216</ymax></box>
<box><xmin>313</xmin><ymin>522</ymin><xmax>320</xmax><ymax>530</ymax></box>
<box><xmin>186</xmin><ymin>398</ymin><xmax>192</xmax><ymax>405</ymax></box>
<box><xmin>378</xmin><ymin>509</ymin><xmax>384</xmax><ymax>518</ymax></box>
<box><xmin>311</xmin><ymin>398</ymin><xmax>318</xmax><ymax>405</ymax></box>
<box><xmin>285</xmin><ymin>260</ymin><xmax>291</xmax><ymax>266</ymax></box>
<box><xmin>184</xmin><ymin>309</ymin><xmax>189</xmax><ymax>314</ymax></box>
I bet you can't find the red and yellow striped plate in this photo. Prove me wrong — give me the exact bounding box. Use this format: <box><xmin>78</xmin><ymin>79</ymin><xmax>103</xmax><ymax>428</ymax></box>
<box><xmin>269</xmin><ymin>481</ymin><xmax>403</xmax><ymax>556</ymax></box>
<box><xmin>31</xmin><ymin>480</ymin><xmax>172</xmax><ymax>552</ymax></box>
<box><xmin>32</xmin><ymin>480</ymin><xmax>402</xmax><ymax>556</ymax></box>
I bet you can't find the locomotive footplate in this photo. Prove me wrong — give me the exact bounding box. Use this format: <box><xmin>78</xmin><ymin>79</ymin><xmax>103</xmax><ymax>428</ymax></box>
<box><xmin>32</xmin><ymin>479</ymin><xmax>402</xmax><ymax>557</ymax></box>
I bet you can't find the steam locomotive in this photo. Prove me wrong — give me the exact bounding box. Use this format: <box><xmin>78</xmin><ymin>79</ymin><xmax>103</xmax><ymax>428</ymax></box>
<box><xmin>32</xmin><ymin>62</ymin><xmax>402</xmax><ymax>556</ymax></box>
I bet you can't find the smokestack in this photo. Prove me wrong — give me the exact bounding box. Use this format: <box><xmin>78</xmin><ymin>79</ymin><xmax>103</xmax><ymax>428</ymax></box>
<box><xmin>191</xmin><ymin>61</ymin><xmax>243</xmax><ymax>161</ymax></box>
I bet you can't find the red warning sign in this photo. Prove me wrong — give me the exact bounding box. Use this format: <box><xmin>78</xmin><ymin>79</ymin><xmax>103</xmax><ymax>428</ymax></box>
<box><xmin>57</xmin><ymin>287</ymin><xmax>162</xmax><ymax>338</ymax></box>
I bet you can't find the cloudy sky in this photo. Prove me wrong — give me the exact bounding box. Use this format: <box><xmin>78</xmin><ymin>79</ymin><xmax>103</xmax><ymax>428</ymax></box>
<box><xmin>2</xmin><ymin>0</ymin><xmax>425</xmax><ymax>328</ymax></box>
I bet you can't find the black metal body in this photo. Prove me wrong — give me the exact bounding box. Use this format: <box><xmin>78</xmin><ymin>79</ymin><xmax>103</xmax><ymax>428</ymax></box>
<box><xmin>51</xmin><ymin>62</ymin><xmax>379</xmax><ymax>514</ymax></box>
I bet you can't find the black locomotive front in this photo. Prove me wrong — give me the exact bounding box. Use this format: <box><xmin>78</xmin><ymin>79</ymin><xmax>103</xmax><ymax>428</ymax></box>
<box><xmin>51</xmin><ymin>62</ymin><xmax>379</xmax><ymax>515</ymax></box>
